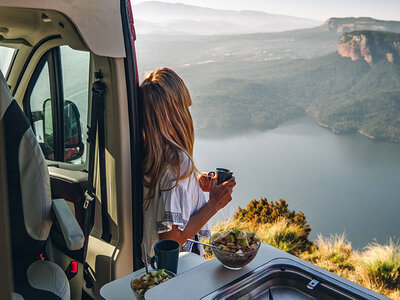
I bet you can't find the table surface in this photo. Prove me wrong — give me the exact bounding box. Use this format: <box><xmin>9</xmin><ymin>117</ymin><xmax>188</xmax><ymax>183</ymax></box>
<box><xmin>145</xmin><ymin>243</ymin><xmax>386</xmax><ymax>300</ymax></box>
<box><xmin>101</xmin><ymin>244</ymin><xmax>386</xmax><ymax>300</ymax></box>
<box><xmin>100</xmin><ymin>252</ymin><xmax>207</xmax><ymax>300</ymax></box>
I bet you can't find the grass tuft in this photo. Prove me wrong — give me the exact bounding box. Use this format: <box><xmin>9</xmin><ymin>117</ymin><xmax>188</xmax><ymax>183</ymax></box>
<box><xmin>354</xmin><ymin>239</ymin><xmax>400</xmax><ymax>291</ymax></box>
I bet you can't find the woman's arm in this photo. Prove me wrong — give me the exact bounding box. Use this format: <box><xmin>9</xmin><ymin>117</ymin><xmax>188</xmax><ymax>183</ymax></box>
<box><xmin>159</xmin><ymin>176</ymin><xmax>236</xmax><ymax>245</ymax></box>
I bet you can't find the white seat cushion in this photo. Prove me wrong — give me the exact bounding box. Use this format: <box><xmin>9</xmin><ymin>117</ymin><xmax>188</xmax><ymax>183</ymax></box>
<box><xmin>27</xmin><ymin>261</ymin><xmax>70</xmax><ymax>300</ymax></box>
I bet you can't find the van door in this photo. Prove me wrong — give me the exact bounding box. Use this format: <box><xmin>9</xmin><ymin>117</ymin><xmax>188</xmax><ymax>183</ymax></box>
<box><xmin>1</xmin><ymin>2</ymin><xmax>143</xmax><ymax>298</ymax></box>
<box><xmin>121</xmin><ymin>0</ymin><xmax>144</xmax><ymax>272</ymax></box>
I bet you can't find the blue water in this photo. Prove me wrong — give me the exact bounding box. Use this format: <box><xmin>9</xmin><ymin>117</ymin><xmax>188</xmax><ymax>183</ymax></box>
<box><xmin>194</xmin><ymin>117</ymin><xmax>400</xmax><ymax>249</ymax></box>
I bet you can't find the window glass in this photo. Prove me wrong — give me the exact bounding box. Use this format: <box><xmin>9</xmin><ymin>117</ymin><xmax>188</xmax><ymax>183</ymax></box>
<box><xmin>0</xmin><ymin>46</ymin><xmax>15</xmax><ymax>75</ymax></box>
<box><xmin>29</xmin><ymin>46</ymin><xmax>89</xmax><ymax>165</ymax></box>
<box><xmin>30</xmin><ymin>62</ymin><xmax>54</xmax><ymax>159</ymax></box>
<box><xmin>60</xmin><ymin>46</ymin><xmax>90</xmax><ymax>164</ymax></box>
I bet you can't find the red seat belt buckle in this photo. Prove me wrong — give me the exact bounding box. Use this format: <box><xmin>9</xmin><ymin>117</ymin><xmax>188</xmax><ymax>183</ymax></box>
<box><xmin>66</xmin><ymin>261</ymin><xmax>79</xmax><ymax>280</ymax></box>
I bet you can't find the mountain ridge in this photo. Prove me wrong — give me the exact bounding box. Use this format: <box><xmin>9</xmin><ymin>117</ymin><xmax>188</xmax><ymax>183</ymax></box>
<box><xmin>134</xmin><ymin>1</ymin><xmax>322</xmax><ymax>22</ymax></box>
<box><xmin>321</xmin><ymin>17</ymin><xmax>400</xmax><ymax>33</ymax></box>
<box><xmin>133</xmin><ymin>1</ymin><xmax>321</xmax><ymax>35</ymax></box>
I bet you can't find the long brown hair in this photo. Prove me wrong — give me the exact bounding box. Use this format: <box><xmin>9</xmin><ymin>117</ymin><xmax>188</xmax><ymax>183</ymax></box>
<box><xmin>140</xmin><ymin>67</ymin><xmax>197</xmax><ymax>210</ymax></box>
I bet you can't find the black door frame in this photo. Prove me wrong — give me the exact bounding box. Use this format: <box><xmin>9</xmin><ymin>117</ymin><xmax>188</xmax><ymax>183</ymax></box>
<box><xmin>120</xmin><ymin>0</ymin><xmax>144</xmax><ymax>271</ymax></box>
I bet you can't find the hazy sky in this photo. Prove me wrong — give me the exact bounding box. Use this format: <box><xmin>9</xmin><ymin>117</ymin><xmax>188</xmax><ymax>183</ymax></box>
<box><xmin>134</xmin><ymin>0</ymin><xmax>400</xmax><ymax>21</ymax></box>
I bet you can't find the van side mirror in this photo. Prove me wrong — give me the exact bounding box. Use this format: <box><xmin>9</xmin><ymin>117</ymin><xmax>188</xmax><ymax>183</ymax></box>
<box><xmin>43</xmin><ymin>99</ymin><xmax>85</xmax><ymax>162</ymax></box>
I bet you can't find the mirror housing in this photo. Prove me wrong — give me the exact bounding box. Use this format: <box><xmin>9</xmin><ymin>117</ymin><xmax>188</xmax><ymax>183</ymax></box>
<box><xmin>43</xmin><ymin>99</ymin><xmax>84</xmax><ymax>162</ymax></box>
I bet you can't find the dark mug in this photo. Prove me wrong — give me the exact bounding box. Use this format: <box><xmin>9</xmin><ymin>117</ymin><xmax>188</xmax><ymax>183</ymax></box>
<box><xmin>208</xmin><ymin>168</ymin><xmax>233</xmax><ymax>185</ymax></box>
<box><xmin>150</xmin><ymin>240</ymin><xmax>179</xmax><ymax>274</ymax></box>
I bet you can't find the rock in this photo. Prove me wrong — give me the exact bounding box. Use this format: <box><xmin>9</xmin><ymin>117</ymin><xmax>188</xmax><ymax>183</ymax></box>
<box><xmin>338</xmin><ymin>31</ymin><xmax>400</xmax><ymax>64</ymax></box>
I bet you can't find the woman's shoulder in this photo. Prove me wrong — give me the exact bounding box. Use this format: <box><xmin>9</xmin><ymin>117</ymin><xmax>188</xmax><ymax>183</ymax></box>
<box><xmin>160</xmin><ymin>152</ymin><xmax>194</xmax><ymax>187</ymax></box>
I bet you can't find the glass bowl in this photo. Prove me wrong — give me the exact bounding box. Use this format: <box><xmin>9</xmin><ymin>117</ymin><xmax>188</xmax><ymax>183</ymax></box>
<box><xmin>130</xmin><ymin>269</ymin><xmax>175</xmax><ymax>299</ymax></box>
<box><xmin>210</xmin><ymin>233</ymin><xmax>261</xmax><ymax>270</ymax></box>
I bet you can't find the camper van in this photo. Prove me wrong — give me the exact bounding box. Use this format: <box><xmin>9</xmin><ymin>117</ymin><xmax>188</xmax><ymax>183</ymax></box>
<box><xmin>0</xmin><ymin>1</ymin><xmax>389</xmax><ymax>299</ymax></box>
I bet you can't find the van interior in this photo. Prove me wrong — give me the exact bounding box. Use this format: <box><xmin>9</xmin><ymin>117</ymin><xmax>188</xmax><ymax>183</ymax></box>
<box><xmin>0</xmin><ymin>1</ymin><xmax>143</xmax><ymax>299</ymax></box>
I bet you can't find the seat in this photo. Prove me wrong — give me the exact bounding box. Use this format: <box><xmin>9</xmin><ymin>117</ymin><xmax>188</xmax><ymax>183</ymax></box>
<box><xmin>0</xmin><ymin>70</ymin><xmax>85</xmax><ymax>300</ymax></box>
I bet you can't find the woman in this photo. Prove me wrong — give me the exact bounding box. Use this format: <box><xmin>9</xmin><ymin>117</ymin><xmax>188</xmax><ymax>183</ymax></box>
<box><xmin>140</xmin><ymin>67</ymin><xmax>236</xmax><ymax>255</ymax></box>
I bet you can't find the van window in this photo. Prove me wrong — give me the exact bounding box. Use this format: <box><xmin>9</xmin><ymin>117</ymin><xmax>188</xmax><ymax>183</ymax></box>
<box><xmin>30</xmin><ymin>62</ymin><xmax>53</xmax><ymax>157</ymax></box>
<box><xmin>0</xmin><ymin>46</ymin><xmax>15</xmax><ymax>75</ymax></box>
<box><xmin>27</xmin><ymin>46</ymin><xmax>89</xmax><ymax>165</ymax></box>
<box><xmin>60</xmin><ymin>46</ymin><xmax>90</xmax><ymax>163</ymax></box>
<box><xmin>60</xmin><ymin>45</ymin><xmax>90</xmax><ymax>164</ymax></box>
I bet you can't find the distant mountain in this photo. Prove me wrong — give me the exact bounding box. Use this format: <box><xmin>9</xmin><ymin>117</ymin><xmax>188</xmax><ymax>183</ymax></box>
<box><xmin>135</xmin><ymin>14</ymin><xmax>400</xmax><ymax>142</ymax></box>
<box><xmin>189</xmin><ymin>52</ymin><xmax>400</xmax><ymax>142</ymax></box>
<box><xmin>133</xmin><ymin>1</ymin><xmax>322</xmax><ymax>35</ymax></box>
<box><xmin>182</xmin><ymin>30</ymin><xmax>400</xmax><ymax>142</ymax></box>
<box><xmin>135</xmin><ymin>19</ymin><xmax>246</xmax><ymax>36</ymax></box>
<box><xmin>321</xmin><ymin>17</ymin><xmax>400</xmax><ymax>33</ymax></box>
<box><xmin>338</xmin><ymin>31</ymin><xmax>400</xmax><ymax>64</ymax></box>
<box><xmin>136</xmin><ymin>28</ymin><xmax>340</xmax><ymax>74</ymax></box>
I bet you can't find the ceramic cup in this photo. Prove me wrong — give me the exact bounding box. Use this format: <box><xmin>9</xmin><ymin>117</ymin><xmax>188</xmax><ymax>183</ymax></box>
<box><xmin>208</xmin><ymin>168</ymin><xmax>233</xmax><ymax>185</ymax></box>
<box><xmin>150</xmin><ymin>240</ymin><xmax>179</xmax><ymax>274</ymax></box>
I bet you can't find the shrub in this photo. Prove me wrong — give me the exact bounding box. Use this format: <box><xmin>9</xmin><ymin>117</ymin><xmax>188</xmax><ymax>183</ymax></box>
<box><xmin>234</xmin><ymin>198</ymin><xmax>309</xmax><ymax>229</ymax></box>
<box><xmin>234</xmin><ymin>198</ymin><xmax>311</xmax><ymax>252</ymax></box>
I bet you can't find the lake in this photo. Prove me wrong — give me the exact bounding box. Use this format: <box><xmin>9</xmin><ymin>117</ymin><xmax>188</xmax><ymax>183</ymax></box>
<box><xmin>194</xmin><ymin>117</ymin><xmax>400</xmax><ymax>249</ymax></box>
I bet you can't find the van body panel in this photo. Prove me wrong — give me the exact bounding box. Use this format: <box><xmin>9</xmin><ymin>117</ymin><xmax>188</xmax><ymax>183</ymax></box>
<box><xmin>0</xmin><ymin>0</ymin><xmax>126</xmax><ymax>57</ymax></box>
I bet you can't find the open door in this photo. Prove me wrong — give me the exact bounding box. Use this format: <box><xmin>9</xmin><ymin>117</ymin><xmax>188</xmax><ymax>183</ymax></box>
<box><xmin>121</xmin><ymin>0</ymin><xmax>144</xmax><ymax>271</ymax></box>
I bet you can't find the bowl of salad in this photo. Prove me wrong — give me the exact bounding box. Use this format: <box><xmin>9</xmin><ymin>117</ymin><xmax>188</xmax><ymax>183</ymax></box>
<box><xmin>130</xmin><ymin>269</ymin><xmax>175</xmax><ymax>299</ymax></box>
<box><xmin>210</xmin><ymin>229</ymin><xmax>261</xmax><ymax>270</ymax></box>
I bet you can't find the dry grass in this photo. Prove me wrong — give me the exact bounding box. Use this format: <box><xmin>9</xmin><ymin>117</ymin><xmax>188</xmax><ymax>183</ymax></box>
<box><xmin>204</xmin><ymin>221</ymin><xmax>400</xmax><ymax>299</ymax></box>
<box><xmin>300</xmin><ymin>234</ymin><xmax>354</xmax><ymax>277</ymax></box>
<box><xmin>353</xmin><ymin>239</ymin><xmax>400</xmax><ymax>297</ymax></box>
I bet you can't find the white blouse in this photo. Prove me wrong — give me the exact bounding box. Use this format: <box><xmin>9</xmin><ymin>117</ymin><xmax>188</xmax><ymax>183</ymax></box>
<box><xmin>142</xmin><ymin>153</ymin><xmax>211</xmax><ymax>256</ymax></box>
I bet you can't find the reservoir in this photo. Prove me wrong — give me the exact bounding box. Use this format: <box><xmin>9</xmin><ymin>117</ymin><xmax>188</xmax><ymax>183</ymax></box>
<box><xmin>194</xmin><ymin>117</ymin><xmax>400</xmax><ymax>249</ymax></box>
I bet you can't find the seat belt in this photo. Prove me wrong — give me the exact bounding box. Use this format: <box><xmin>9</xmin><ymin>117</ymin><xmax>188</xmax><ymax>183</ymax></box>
<box><xmin>96</xmin><ymin>71</ymin><xmax>112</xmax><ymax>243</ymax></box>
<box><xmin>82</xmin><ymin>70</ymin><xmax>110</xmax><ymax>287</ymax></box>
<box><xmin>84</xmin><ymin>70</ymin><xmax>111</xmax><ymax>243</ymax></box>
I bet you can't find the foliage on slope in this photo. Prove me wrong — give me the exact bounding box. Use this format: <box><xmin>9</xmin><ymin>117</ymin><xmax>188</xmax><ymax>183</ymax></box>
<box><xmin>189</xmin><ymin>53</ymin><xmax>400</xmax><ymax>142</ymax></box>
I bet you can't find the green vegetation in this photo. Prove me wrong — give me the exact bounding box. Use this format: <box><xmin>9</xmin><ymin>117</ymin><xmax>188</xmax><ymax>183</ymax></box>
<box><xmin>203</xmin><ymin>198</ymin><xmax>400</xmax><ymax>299</ymax></box>
<box><xmin>343</xmin><ymin>30</ymin><xmax>400</xmax><ymax>42</ymax></box>
<box><xmin>137</xmin><ymin>29</ymin><xmax>400</xmax><ymax>142</ymax></box>
<box><xmin>188</xmin><ymin>53</ymin><xmax>400</xmax><ymax>142</ymax></box>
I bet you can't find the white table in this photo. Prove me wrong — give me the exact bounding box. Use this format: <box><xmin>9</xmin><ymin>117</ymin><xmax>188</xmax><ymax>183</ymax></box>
<box><xmin>101</xmin><ymin>244</ymin><xmax>386</xmax><ymax>300</ymax></box>
<box><xmin>100</xmin><ymin>252</ymin><xmax>206</xmax><ymax>300</ymax></box>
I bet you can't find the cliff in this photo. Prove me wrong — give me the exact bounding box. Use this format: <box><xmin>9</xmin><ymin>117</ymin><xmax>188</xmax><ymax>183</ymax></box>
<box><xmin>338</xmin><ymin>31</ymin><xmax>400</xmax><ymax>64</ymax></box>
<box><xmin>321</xmin><ymin>17</ymin><xmax>400</xmax><ymax>33</ymax></box>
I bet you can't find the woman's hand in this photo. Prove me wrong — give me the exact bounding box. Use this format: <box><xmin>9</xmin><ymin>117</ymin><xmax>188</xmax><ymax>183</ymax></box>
<box><xmin>208</xmin><ymin>175</ymin><xmax>236</xmax><ymax>212</ymax></box>
<box><xmin>198</xmin><ymin>172</ymin><xmax>212</xmax><ymax>192</ymax></box>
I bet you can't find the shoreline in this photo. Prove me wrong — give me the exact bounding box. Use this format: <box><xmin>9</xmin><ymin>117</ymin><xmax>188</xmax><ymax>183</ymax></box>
<box><xmin>358</xmin><ymin>130</ymin><xmax>375</xmax><ymax>140</ymax></box>
<box><xmin>197</xmin><ymin>118</ymin><xmax>398</xmax><ymax>144</ymax></box>
<box><xmin>317</xmin><ymin>121</ymin><xmax>383</xmax><ymax>142</ymax></box>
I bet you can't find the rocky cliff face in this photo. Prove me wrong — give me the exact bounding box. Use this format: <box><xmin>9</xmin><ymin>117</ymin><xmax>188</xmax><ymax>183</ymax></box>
<box><xmin>338</xmin><ymin>31</ymin><xmax>400</xmax><ymax>64</ymax></box>
<box><xmin>321</xmin><ymin>17</ymin><xmax>400</xmax><ymax>33</ymax></box>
